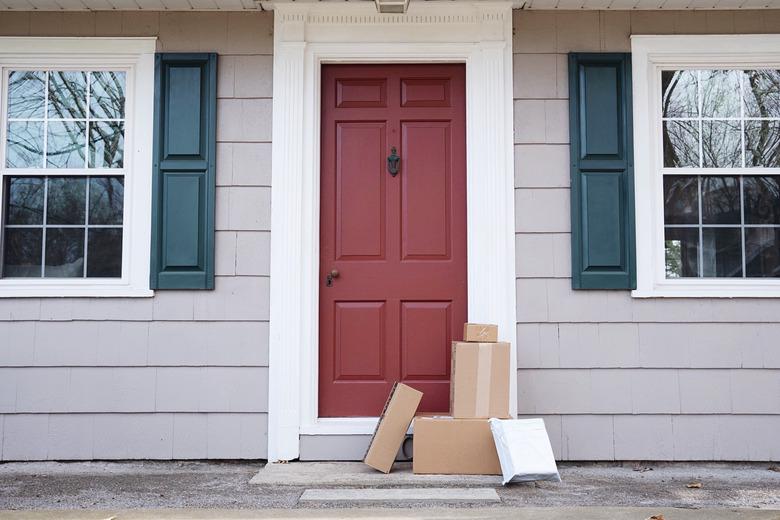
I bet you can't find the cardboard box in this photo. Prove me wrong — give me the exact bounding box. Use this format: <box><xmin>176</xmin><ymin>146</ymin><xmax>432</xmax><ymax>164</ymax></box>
<box><xmin>450</xmin><ymin>341</ymin><xmax>510</xmax><ymax>419</ymax></box>
<box><xmin>364</xmin><ymin>382</ymin><xmax>423</xmax><ymax>473</ymax></box>
<box><xmin>412</xmin><ymin>416</ymin><xmax>501</xmax><ymax>475</ymax></box>
<box><xmin>463</xmin><ymin>323</ymin><xmax>498</xmax><ymax>343</ymax></box>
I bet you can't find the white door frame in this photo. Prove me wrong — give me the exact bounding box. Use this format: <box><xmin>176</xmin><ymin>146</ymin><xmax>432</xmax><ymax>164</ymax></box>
<box><xmin>267</xmin><ymin>0</ymin><xmax>517</xmax><ymax>462</ymax></box>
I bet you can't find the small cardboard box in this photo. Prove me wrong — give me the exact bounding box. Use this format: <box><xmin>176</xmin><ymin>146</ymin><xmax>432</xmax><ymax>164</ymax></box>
<box><xmin>412</xmin><ymin>416</ymin><xmax>501</xmax><ymax>475</ymax></box>
<box><xmin>364</xmin><ymin>382</ymin><xmax>423</xmax><ymax>473</ymax></box>
<box><xmin>463</xmin><ymin>323</ymin><xmax>498</xmax><ymax>343</ymax></box>
<box><xmin>450</xmin><ymin>341</ymin><xmax>511</xmax><ymax>419</ymax></box>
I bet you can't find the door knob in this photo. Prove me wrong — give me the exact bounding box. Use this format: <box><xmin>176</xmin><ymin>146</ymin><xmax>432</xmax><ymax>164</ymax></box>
<box><xmin>326</xmin><ymin>269</ymin><xmax>340</xmax><ymax>287</ymax></box>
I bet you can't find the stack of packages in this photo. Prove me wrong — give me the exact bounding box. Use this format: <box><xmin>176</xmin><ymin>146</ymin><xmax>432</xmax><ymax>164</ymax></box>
<box><xmin>364</xmin><ymin>323</ymin><xmax>560</xmax><ymax>483</ymax></box>
<box><xmin>413</xmin><ymin>323</ymin><xmax>508</xmax><ymax>475</ymax></box>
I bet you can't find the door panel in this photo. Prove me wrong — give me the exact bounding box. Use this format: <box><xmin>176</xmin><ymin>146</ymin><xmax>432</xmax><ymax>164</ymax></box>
<box><xmin>336</xmin><ymin>78</ymin><xmax>387</xmax><ymax>108</ymax></box>
<box><xmin>319</xmin><ymin>64</ymin><xmax>467</xmax><ymax>417</ymax></box>
<box><xmin>401</xmin><ymin>78</ymin><xmax>451</xmax><ymax>107</ymax></box>
<box><xmin>334</xmin><ymin>301</ymin><xmax>386</xmax><ymax>381</ymax></box>
<box><xmin>401</xmin><ymin>121</ymin><xmax>451</xmax><ymax>260</ymax></box>
<box><xmin>335</xmin><ymin>122</ymin><xmax>387</xmax><ymax>260</ymax></box>
<box><xmin>400</xmin><ymin>301</ymin><xmax>451</xmax><ymax>380</ymax></box>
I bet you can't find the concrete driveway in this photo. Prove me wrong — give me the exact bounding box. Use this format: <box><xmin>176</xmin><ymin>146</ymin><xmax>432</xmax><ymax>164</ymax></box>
<box><xmin>0</xmin><ymin>460</ymin><xmax>778</xmax><ymax>518</ymax></box>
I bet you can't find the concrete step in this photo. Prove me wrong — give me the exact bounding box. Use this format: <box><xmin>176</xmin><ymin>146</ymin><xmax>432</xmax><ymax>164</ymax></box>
<box><xmin>250</xmin><ymin>462</ymin><xmax>502</xmax><ymax>487</ymax></box>
<box><xmin>299</xmin><ymin>487</ymin><xmax>501</xmax><ymax>502</ymax></box>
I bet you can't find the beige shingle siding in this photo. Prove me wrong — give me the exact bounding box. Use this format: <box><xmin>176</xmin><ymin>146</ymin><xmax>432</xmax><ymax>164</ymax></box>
<box><xmin>514</xmin><ymin>9</ymin><xmax>780</xmax><ymax>461</ymax></box>
<box><xmin>0</xmin><ymin>11</ymin><xmax>273</xmax><ymax>460</ymax></box>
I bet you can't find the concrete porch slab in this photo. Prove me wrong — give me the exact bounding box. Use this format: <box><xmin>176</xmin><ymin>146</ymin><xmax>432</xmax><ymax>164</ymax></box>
<box><xmin>249</xmin><ymin>462</ymin><xmax>502</xmax><ymax>487</ymax></box>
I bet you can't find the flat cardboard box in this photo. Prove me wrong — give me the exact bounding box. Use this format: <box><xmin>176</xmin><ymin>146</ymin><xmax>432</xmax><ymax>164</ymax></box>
<box><xmin>364</xmin><ymin>382</ymin><xmax>423</xmax><ymax>473</ymax></box>
<box><xmin>463</xmin><ymin>323</ymin><xmax>498</xmax><ymax>343</ymax></box>
<box><xmin>450</xmin><ymin>341</ymin><xmax>511</xmax><ymax>419</ymax></box>
<box><xmin>412</xmin><ymin>416</ymin><xmax>501</xmax><ymax>475</ymax></box>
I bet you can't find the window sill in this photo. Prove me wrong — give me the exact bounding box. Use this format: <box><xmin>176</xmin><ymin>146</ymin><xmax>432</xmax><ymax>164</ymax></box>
<box><xmin>0</xmin><ymin>281</ymin><xmax>153</xmax><ymax>298</ymax></box>
<box><xmin>633</xmin><ymin>280</ymin><xmax>780</xmax><ymax>298</ymax></box>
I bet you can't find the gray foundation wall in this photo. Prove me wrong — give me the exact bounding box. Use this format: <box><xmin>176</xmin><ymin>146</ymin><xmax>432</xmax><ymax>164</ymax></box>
<box><xmin>0</xmin><ymin>11</ymin><xmax>273</xmax><ymax>460</ymax></box>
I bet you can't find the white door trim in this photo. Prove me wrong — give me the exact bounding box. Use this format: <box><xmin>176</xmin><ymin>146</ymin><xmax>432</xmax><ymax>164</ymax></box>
<box><xmin>267</xmin><ymin>1</ymin><xmax>517</xmax><ymax>462</ymax></box>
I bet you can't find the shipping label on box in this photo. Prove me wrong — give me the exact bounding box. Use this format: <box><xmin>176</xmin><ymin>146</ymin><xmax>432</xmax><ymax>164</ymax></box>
<box><xmin>463</xmin><ymin>323</ymin><xmax>498</xmax><ymax>343</ymax></box>
<box><xmin>364</xmin><ymin>382</ymin><xmax>423</xmax><ymax>473</ymax></box>
<box><xmin>412</xmin><ymin>416</ymin><xmax>501</xmax><ymax>475</ymax></box>
<box><xmin>450</xmin><ymin>341</ymin><xmax>510</xmax><ymax>419</ymax></box>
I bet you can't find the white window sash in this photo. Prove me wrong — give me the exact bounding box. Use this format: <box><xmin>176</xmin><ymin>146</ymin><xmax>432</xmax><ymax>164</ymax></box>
<box><xmin>632</xmin><ymin>34</ymin><xmax>780</xmax><ymax>298</ymax></box>
<box><xmin>0</xmin><ymin>37</ymin><xmax>156</xmax><ymax>298</ymax></box>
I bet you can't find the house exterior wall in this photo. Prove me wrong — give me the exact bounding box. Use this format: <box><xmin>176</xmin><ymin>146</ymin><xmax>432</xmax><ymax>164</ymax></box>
<box><xmin>1</xmin><ymin>8</ymin><xmax>779</xmax><ymax>462</ymax></box>
<box><xmin>513</xmin><ymin>9</ymin><xmax>780</xmax><ymax>461</ymax></box>
<box><xmin>0</xmin><ymin>11</ymin><xmax>273</xmax><ymax>460</ymax></box>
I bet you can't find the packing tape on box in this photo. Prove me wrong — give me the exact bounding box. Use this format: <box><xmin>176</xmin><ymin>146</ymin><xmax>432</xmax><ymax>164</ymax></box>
<box><xmin>475</xmin><ymin>326</ymin><xmax>491</xmax><ymax>341</ymax></box>
<box><xmin>473</xmin><ymin>345</ymin><xmax>492</xmax><ymax>416</ymax></box>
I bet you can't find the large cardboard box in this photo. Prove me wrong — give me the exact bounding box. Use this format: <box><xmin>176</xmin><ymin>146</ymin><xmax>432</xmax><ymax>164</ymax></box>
<box><xmin>463</xmin><ymin>323</ymin><xmax>498</xmax><ymax>343</ymax></box>
<box><xmin>364</xmin><ymin>382</ymin><xmax>423</xmax><ymax>473</ymax></box>
<box><xmin>450</xmin><ymin>341</ymin><xmax>510</xmax><ymax>419</ymax></box>
<box><xmin>412</xmin><ymin>416</ymin><xmax>501</xmax><ymax>475</ymax></box>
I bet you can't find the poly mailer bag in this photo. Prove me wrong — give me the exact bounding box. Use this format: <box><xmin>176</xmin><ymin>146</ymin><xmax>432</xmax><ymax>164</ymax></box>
<box><xmin>488</xmin><ymin>418</ymin><xmax>561</xmax><ymax>485</ymax></box>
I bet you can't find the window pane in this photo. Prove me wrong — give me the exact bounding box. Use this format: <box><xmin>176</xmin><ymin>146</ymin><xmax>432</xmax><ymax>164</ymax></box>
<box><xmin>6</xmin><ymin>121</ymin><xmax>44</xmax><ymax>168</ymax></box>
<box><xmin>46</xmin><ymin>177</ymin><xmax>86</xmax><ymax>225</ymax></box>
<box><xmin>87</xmin><ymin>228</ymin><xmax>122</xmax><ymax>277</ymax></box>
<box><xmin>745</xmin><ymin>227</ymin><xmax>780</xmax><ymax>277</ymax></box>
<box><xmin>46</xmin><ymin>121</ymin><xmax>86</xmax><ymax>168</ymax></box>
<box><xmin>6</xmin><ymin>177</ymin><xmax>44</xmax><ymax>225</ymax></box>
<box><xmin>89</xmin><ymin>177</ymin><xmax>124</xmax><ymax>225</ymax></box>
<box><xmin>702</xmin><ymin>176</ymin><xmax>741</xmax><ymax>224</ymax></box>
<box><xmin>44</xmin><ymin>228</ymin><xmax>84</xmax><ymax>278</ymax></box>
<box><xmin>664</xmin><ymin>175</ymin><xmax>699</xmax><ymax>224</ymax></box>
<box><xmin>744</xmin><ymin>120</ymin><xmax>780</xmax><ymax>168</ymax></box>
<box><xmin>744</xmin><ymin>176</ymin><xmax>780</xmax><ymax>225</ymax></box>
<box><xmin>48</xmin><ymin>71</ymin><xmax>87</xmax><ymax>120</ymax></box>
<box><xmin>89</xmin><ymin>71</ymin><xmax>126</xmax><ymax>120</ymax></box>
<box><xmin>89</xmin><ymin>121</ymin><xmax>124</xmax><ymax>168</ymax></box>
<box><xmin>662</xmin><ymin>70</ymin><xmax>699</xmax><ymax>118</ymax></box>
<box><xmin>7</xmin><ymin>71</ymin><xmax>45</xmax><ymax>119</ymax></box>
<box><xmin>3</xmin><ymin>228</ymin><xmax>42</xmax><ymax>277</ymax></box>
<box><xmin>702</xmin><ymin>120</ymin><xmax>741</xmax><ymax>168</ymax></box>
<box><xmin>663</xmin><ymin>120</ymin><xmax>699</xmax><ymax>168</ymax></box>
<box><xmin>701</xmin><ymin>70</ymin><xmax>741</xmax><ymax>118</ymax></box>
<box><xmin>665</xmin><ymin>227</ymin><xmax>699</xmax><ymax>278</ymax></box>
<box><xmin>743</xmin><ymin>70</ymin><xmax>780</xmax><ymax>118</ymax></box>
<box><xmin>702</xmin><ymin>227</ymin><xmax>742</xmax><ymax>277</ymax></box>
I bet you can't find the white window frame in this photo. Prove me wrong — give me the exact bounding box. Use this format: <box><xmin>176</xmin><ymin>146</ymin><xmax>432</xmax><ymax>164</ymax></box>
<box><xmin>632</xmin><ymin>34</ymin><xmax>780</xmax><ymax>298</ymax></box>
<box><xmin>0</xmin><ymin>37</ymin><xmax>156</xmax><ymax>298</ymax></box>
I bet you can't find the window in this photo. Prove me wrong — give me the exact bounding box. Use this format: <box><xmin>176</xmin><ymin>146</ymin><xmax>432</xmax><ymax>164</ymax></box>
<box><xmin>0</xmin><ymin>38</ymin><xmax>155</xmax><ymax>297</ymax></box>
<box><xmin>661</xmin><ymin>69</ymin><xmax>780</xmax><ymax>279</ymax></box>
<box><xmin>633</xmin><ymin>35</ymin><xmax>780</xmax><ymax>297</ymax></box>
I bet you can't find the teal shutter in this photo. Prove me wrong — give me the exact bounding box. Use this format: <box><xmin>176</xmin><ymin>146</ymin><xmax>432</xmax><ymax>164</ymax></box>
<box><xmin>568</xmin><ymin>53</ymin><xmax>636</xmax><ymax>290</ymax></box>
<box><xmin>151</xmin><ymin>53</ymin><xmax>217</xmax><ymax>290</ymax></box>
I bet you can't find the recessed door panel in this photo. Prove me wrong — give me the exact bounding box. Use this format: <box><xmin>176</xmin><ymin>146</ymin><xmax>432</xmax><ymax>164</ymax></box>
<box><xmin>400</xmin><ymin>301</ymin><xmax>451</xmax><ymax>380</ymax></box>
<box><xmin>336</xmin><ymin>78</ymin><xmax>387</xmax><ymax>108</ymax></box>
<box><xmin>336</xmin><ymin>122</ymin><xmax>386</xmax><ymax>260</ymax></box>
<box><xmin>401</xmin><ymin>121</ymin><xmax>451</xmax><ymax>260</ymax></box>
<box><xmin>334</xmin><ymin>301</ymin><xmax>385</xmax><ymax>381</ymax></box>
<box><xmin>401</xmin><ymin>78</ymin><xmax>451</xmax><ymax>107</ymax></box>
<box><xmin>319</xmin><ymin>64</ymin><xmax>467</xmax><ymax>417</ymax></box>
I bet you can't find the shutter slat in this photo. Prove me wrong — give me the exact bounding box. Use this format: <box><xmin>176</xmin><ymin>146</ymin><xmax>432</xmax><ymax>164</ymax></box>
<box><xmin>568</xmin><ymin>53</ymin><xmax>636</xmax><ymax>290</ymax></box>
<box><xmin>151</xmin><ymin>53</ymin><xmax>217</xmax><ymax>290</ymax></box>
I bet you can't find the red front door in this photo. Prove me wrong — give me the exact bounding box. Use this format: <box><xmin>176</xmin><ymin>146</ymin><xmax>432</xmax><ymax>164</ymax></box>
<box><xmin>319</xmin><ymin>64</ymin><xmax>467</xmax><ymax>417</ymax></box>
